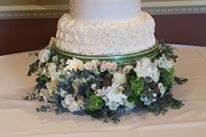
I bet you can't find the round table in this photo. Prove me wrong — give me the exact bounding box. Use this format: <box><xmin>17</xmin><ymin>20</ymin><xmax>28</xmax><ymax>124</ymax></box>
<box><xmin>0</xmin><ymin>44</ymin><xmax>206</xmax><ymax>137</ymax></box>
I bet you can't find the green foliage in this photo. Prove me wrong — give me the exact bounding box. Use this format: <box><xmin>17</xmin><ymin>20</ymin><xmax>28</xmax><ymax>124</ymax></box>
<box><xmin>130</xmin><ymin>76</ymin><xmax>144</xmax><ymax>97</ymax></box>
<box><xmin>35</xmin><ymin>75</ymin><xmax>50</xmax><ymax>90</ymax></box>
<box><xmin>147</xmin><ymin>93</ymin><xmax>183</xmax><ymax>115</ymax></box>
<box><xmin>23</xmin><ymin>92</ymin><xmax>38</xmax><ymax>100</ymax></box>
<box><xmin>85</xmin><ymin>94</ymin><xmax>104</xmax><ymax>112</ymax></box>
<box><xmin>161</xmin><ymin>43</ymin><xmax>178</xmax><ymax>62</ymax></box>
<box><xmin>174</xmin><ymin>77</ymin><xmax>188</xmax><ymax>85</ymax></box>
<box><xmin>127</xmin><ymin>76</ymin><xmax>144</xmax><ymax>106</ymax></box>
<box><xmin>160</xmin><ymin>68</ymin><xmax>175</xmax><ymax>89</ymax></box>
<box><xmin>27</xmin><ymin>60</ymin><xmax>39</xmax><ymax>76</ymax></box>
<box><xmin>36</xmin><ymin>105</ymin><xmax>52</xmax><ymax>112</ymax></box>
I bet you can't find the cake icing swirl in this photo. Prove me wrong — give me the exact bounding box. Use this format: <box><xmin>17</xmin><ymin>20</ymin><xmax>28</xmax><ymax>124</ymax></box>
<box><xmin>55</xmin><ymin>12</ymin><xmax>156</xmax><ymax>55</ymax></box>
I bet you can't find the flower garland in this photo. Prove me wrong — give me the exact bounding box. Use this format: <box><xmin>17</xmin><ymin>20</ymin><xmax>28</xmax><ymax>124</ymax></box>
<box><xmin>26</xmin><ymin>43</ymin><xmax>187</xmax><ymax>122</ymax></box>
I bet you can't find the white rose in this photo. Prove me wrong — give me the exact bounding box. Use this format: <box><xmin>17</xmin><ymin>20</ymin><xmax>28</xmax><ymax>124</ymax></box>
<box><xmin>91</xmin><ymin>83</ymin><xmax>97</xmax><ymax>90</ymax></box>
<box><xmin>158</xmin><ymin>83</ymin><xmax>166</xmax><ymax>97</ymax></box>
<box><xmin>100</xmin><ymin>61</ymin><xmax>107</xmax><ymax>72</ymax></box>
<box><xmin>65</xmin><ymin>58</ymin><xmax>84</xmax><ymax>72</ymax></box>
<box><xmin>95</xmin><ymin>89</ymin><xmax>105</xmax><ymax>97</ymax></box>
<box><xmin>39</xmin><ymin>49</ymin><xmax>50</xmax><ymax>63</ymax></box>
<box><xmin>84</xmin><ymin>62</ymin><xmax>93</xmax><ymax>71</ymax></box>
<box><xmin>123</xmin><ymin>65</ymin><xmax>134</xmax><ymax>74</ymax></box>
<box><xmin>155</xmin><ymin>54</ymin><xmax>173</xmax><ymax>70</ymax></box>
<box><xmin>113</xmin><ymin>72</ymin><xmax>127</xmax><ymax>85</ymax></box>
<box><xmin>84</xmin><ymin>60</ymin><xmax>100</xmax><ymax>72</ymax></box>
<box><xmin>135</xmin><ymin>58</ymin><xmax>160</xmax><ymax>83</ymax></box>
<box><xmin>100</xmin><ymin>61</ymin><xmax>117</xmax><ymax>73</ymax></box>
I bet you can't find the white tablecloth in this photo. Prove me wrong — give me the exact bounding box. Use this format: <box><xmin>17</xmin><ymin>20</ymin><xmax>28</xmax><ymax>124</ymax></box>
<box><xmin>0</xmin><ymin>45</ymin><xmax>206</xmax><ymax>137</ymax></box>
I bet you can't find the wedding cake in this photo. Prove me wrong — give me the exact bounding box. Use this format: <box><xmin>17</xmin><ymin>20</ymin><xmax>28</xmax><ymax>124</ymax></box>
<box><xmin>27</xmin><ymin>0</ymin><xmax>186</xmax><ymax>122</ymax></box>
<box><xmin>55</xmin><ymin>0</ymin><xmax>156</xmax><ymax>55</ymax></box>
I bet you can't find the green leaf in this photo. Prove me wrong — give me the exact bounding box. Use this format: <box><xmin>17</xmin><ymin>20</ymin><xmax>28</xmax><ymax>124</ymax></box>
<box><xmin>160</xmin><ymin>68</ymin><xmax>175</xmax><ymax>89</ymax></box>
<box><xmin>85</xmin><ymin>94</ymin><xmax>104</xmax><ymax>112</ymax></box>
<box><xmin>130</xmin><ymin>76</ymin><xmax>144</xmax><ymax>97</ymax></box>
<box><xmin>35</xmin><ymin>75</ymin><xmax>50</xmax><ymax>90</ymax></box>
<box><xmin>27</xmin><ymin>60</ymin><xmax>39</xmax><ymax>76</ymax></box>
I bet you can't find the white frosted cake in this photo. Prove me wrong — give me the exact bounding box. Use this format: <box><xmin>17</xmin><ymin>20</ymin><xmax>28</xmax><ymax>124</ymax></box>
<box><xmin>55</xmin><ymin>0</ymin><xmax>156</xmax><ymax>55</ymax></box>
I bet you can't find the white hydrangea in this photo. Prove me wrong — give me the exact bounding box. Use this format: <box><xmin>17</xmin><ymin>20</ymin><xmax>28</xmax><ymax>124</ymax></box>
<box><xmin>154</xmin><ymin>54</ymin><xmax>173</xmax><ymax>70</ymax></box>
<box><xmin>64</xmin><ymin>58</ymin><xmax>84</xmax><ymax>72</ymax></box>
<box><xmin>112</xmin><ymin>72</ymin><xmax>127</xmax><ymax>85</ymax></box>
<box><xmin>135</xmin><ymin>58</ymin><xmax>160</xmax><ymax>83</ymax></box>
<box><xmin>100</xmin><ymin>61</ymin><xmax>118</xmax><ymax>73</ymax></box>
<box><xmin>102</xmin><ymin>83</ymin><xmax>127</xmax><ymax>111</ymax></box>
<box><xmin>158</xmin><ymin>83</ymin><xmax>167</xmax><ymax>97</ymax></box>
<box><xmin>47</xmin><ymin>63</ymin><xmax>60</xmax><ymax>81</ymax></box>
<box><xmin>64</xmin><ymin>94</ymin><xmax>82</xmax><ymax>112</ymax></box>
<box><xmin>39</xmin><ymin>49</ymin><xmax>50</xmax><ymax>63</ymax></box>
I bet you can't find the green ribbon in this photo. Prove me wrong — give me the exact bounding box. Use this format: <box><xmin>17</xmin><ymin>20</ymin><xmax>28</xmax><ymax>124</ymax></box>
<box><xmin>54</xmin><ymin>42</ymin><xmax>161</xmax><ymax>65</ymax></box>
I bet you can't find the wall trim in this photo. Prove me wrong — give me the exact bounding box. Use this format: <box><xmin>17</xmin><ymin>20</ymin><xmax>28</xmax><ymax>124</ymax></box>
<box><xmin>0</xmin><ymin>5</ymin><xmax>68</xmax><ymax>19</ymax></box>
<box><xmin>0</xmin><ymin>1</ymin><xmax>206</xmax><ymax>19</ymax></box>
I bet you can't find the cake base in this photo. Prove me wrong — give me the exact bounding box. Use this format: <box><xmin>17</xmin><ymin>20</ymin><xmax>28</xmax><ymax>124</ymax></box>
<box><xmin>54</xmin><ymin>42</ymin><xmax>160</xmax><ymax>65</ymax></box>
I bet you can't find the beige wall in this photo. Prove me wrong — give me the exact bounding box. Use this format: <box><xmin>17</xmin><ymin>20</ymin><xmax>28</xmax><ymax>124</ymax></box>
<box><xmin>0</xmin><ymin>0</ymin><xmax>68</xmax><ymax>5</ymax></box>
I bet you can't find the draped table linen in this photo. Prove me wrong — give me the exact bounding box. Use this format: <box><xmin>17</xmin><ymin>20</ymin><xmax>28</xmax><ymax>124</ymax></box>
<box><xmin>0</xmin><ymin>45</ymin><xmax>206</xmax><ymax>137</ymax></box>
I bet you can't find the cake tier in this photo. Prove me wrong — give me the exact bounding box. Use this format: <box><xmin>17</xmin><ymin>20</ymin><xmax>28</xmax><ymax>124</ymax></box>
<box><xmin>70</xmin><ymin>0</ymin><xmax>141</xmax><ymax>22</ymax></box>
<box><xmin>55</xmin><ymin>12</ymin><xmax>156</xmax><ymax>55</ymax></box>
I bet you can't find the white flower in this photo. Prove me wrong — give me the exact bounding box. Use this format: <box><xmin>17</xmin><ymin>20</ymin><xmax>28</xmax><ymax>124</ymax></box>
<box><xmin>41</xmin><ymin>68</ymin><xmax>47</xmax><ymax>75</ymax></box>
<box><xmin>84</xmin><ymin>60</ymin><xmax>100</xmax><ymax>72</ymax></box>
<box><xmin>39</xmin><ymin>49</ymin><xmax>50</xmax><ymax>63</ymax></box>
<box><xmin>64</xmin><ymin>94</ymin><xmax>81</xmax><ymax>112</ymax></box>
<box><xmin>123</xmin><ymin>65</ymin><xmax>134</xmax><ymax>74</ymax></box>
<box><xmin>100</xmin><ymin>61</ymin><xmax>117</xmax><ymax>73</ymax></box>
<box><xmin>135</xmin><ymin>58</ymin><xmax>160</xmax><ymax>83</ymax></box>
<box><xmin>60</xmin><ymin>89</ymin><xmax>67</xmax><ymax>98</ymax></box>
<box><xmin>102</xmin><ymin>83</ymin><xmax>127</xmax><ymax>111</ymax></box>
<box><xmin>158</xmin><ymin>83</ymin><xmax>166</xmax><ymax>97</ymax></box>
<box><xmin>46</xmin><ymin>81</ymin><xmax>58</xmax><ymax>94</ymax></box>
<box><xmin>155</xmin><ymin>54</ymin><xmax>173</xmax><ymax>70</ymax></box>
<box><xmin>112</xmin><ymin>72</ymin><xmax>127</xmax><ymax>85</ymax></box>
<box><xmin>64</xmin><ymin>58</ymin><xmax>84</xmax><ymax>72</ymax></box>
<box><xmin>95</xmin><ymin>89</ymin><xmax>104</xmax><ymax>97</ymax></box>
<box><xmin>39</xmin><ymin>89</ymin><xmax>51</xmax><ymax>101</ymax></box>
<box><xmin>140</xmin><ymin>89</ymin><xmax>158</xmax><ymax>106</ymax></box>
<box><xmin>52</xmin><ymin>55</ymin><xmax>58</xmax><ymax>62</ymax></box>
<box><xmin>91</xmin><ymin>83</ymin><xmax>97</xmax><ymax>90</ymax></box>
<box><xmin>47</xmin><ymin>63</ymin><xmax>60</xmax><ymax>81</ymax></box>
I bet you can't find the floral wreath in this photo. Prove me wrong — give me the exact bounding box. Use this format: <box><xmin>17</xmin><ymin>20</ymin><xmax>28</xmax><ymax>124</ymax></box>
<box><xmin>26</xmin><ymin>41</ymin><xmax>187</xmax><ymax>123</ymax></box>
